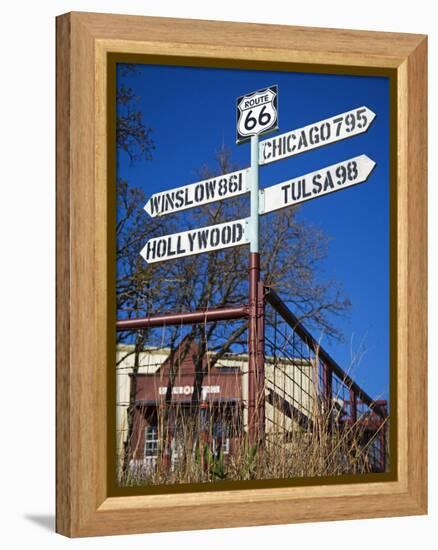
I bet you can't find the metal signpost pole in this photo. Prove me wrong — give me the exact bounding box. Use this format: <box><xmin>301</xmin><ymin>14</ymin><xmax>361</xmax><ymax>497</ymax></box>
<box><xmin>256</xmin><ymin>278</ymin><xmax>266</xmax><ymax>445</ymax></box>
<box><xmin>248</xmin><ymin>134</ymin><xmax>264</xmax><ymax>446</ymax></box>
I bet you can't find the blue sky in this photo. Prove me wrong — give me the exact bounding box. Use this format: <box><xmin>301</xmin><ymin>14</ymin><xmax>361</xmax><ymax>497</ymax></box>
<box><xmin>116</xmin><ymin>63</ymin><xmax>390</xmax><ymax>401</ymax></box>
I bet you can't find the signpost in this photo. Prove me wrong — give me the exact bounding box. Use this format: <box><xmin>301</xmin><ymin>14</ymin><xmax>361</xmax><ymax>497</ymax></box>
<box><xmin>260</xmin><ymin>155</ymin><xmax>376</xmax><ymax>215</ymax></box>
<box><xmin>138</xmin><ymin>88</ymin><xmax>378</xmax><ymax>447</ymax></box>
<box><xmin>259</xmin><ymin>106</ymin><xmax>376</xmax><ymax>165</ymax></box>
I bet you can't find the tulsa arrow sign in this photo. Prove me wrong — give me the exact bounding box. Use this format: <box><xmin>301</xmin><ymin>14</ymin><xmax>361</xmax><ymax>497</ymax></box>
<box><xmin>260</xmin><ymin>155</ymin><xmax>376</xmax><ymax>215</ymax></box>
<box><xmin>144</xmin><ymin>168</ymin><xmax>250</xmax><ymax>217</ymax></box>
<box><xmin>140</xmin><ymin>218</ymin><xmax>249</xmax><ymax>264</ymax></box>
<box><xmin>259</xmin><ymin>106</ymin><xmax>376</xmax><ymax>166</ymax></box>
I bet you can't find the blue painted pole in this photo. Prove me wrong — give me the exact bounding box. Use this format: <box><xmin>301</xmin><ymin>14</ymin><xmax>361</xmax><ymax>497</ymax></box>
<box><xmin>249</xmin><ymin>134</ymin><xmax>260</xmax><ymax>252</ymax></box>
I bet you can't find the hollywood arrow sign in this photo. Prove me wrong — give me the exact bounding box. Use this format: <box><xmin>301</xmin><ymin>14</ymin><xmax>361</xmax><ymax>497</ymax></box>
<box><xmin>140</xmin><ymin>87</ymin><xmax>377</xmax><ymax>264</ymax></box>
<box><xmin>140</xmin><ymin>218</ymin><xmax>249</xmax><ymax>264</ymax></box>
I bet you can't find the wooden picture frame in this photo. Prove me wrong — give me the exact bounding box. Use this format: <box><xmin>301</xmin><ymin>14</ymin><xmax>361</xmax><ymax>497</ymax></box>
<box><xmin>56</xmin><ymin>11</ymin><xmax>427</xmax><ymax>537</ymax></box>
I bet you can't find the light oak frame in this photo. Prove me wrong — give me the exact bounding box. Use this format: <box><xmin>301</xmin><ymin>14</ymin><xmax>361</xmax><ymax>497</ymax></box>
<box><xmin>56</xmin><ymin>11</ymin><xmax>427</xmax><ymax>537</ymax></box>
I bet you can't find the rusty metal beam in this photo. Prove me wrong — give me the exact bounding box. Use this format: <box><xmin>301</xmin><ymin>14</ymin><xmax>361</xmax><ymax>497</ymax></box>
<box><xmin>116</xmin><ymin>305</ymin><xmax>248</xmax><ymax>331</ymax></box>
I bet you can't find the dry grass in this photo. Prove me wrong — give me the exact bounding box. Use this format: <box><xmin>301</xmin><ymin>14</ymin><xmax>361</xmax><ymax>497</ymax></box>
<box><xmin>116</xmin><ymin>330</ymin><xmax>388</xmax><ymax>487</ymax></box>
<box><xmin>117</xmin><ymin>399</ymin><xmax>387</xmax><ymax>487</ymax></box>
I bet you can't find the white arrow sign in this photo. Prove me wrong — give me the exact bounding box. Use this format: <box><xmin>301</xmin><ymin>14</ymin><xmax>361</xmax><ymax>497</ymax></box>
<box><xmin>144</xmin><ymin>168</ymin><xmax>250</xmax><ymax>218</ymax></box>
<box><xmin>260</xmin><ymin>155</ymin><xmax>376</xmax><ymax>215</ymax></box>
<box><xmin>259</xmin><ymin>106</ymin><xmax>376</xmax><ymax>166</ymax></box>
<box><xmin>140</xmin><ymin>218</ymin><xmax>250</xmax><ymax>264</ymax></box>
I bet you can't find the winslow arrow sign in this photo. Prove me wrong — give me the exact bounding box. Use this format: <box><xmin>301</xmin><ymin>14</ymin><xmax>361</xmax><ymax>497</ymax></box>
<box><xmin>144</xmin><ymin>168</ymin><xmax>250</xmax><ymax>217</ymax></box>
<box><xmin>259</xmin><ymin>106</ymin><xmax>376</xmax><ymax>166</ymax></box>
<box><xmin>259</xmin><ymin>155</ymin><xmax>376</xmax><ymax>215</ymax></box>
<box><xmin>140</xmin><ymin>218</ymin><xmax>250</xmax><ymax>264</ymax></box>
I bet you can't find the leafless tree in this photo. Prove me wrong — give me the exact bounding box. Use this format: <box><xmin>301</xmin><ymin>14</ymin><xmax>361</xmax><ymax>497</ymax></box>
<box><xmin>117</xmin><ymin>146</ymin><xmax>350</xmax><ymax>418</ymax></box>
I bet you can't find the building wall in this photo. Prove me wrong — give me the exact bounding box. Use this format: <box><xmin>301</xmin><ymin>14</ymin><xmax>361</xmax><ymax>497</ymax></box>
<box><xmin>116</xmin><ymin>344</ymin><xmax>316</xmax><ymax>463</ymax></box>
<box><xmin>116</xmin><ymin>346</ymin><xmax>170</xmax><ymax>462</ymax></box>
<box><xmin>264</xmin><ymin>360</ymin><xmax>315</xmax><ymax>434</ymax></box>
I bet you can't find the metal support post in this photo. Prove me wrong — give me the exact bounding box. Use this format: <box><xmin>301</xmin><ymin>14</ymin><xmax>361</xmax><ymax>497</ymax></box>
<box><xmin>248</xmin><ymin>253</ymin><xmax>259</xmax><ymax>445</ymax></box>
<box><xmin>379</xmin><ymin>402</ymin><xmax>387</xmax><ymax>472</ymax></box>
<box><xmin>199</xmin><ymin>402</ymin><xmax>209</xmax><ymax>472</ymax></box>
<box><xmin>247</xmin><ymin>134</ymin><xmax>263</xmax><ymax>446</ymax></box>
<box><xmin>350</xmin><ymin>388</ymin><xmax>357</xmax><ymax>424</ymax></box>
<box><xmin>256</xmin><ymin>279</ymin><xmax>266</xmax><ymax>443</ymax></box>
<box><xmin>161</xmin><ymin>405</ymin><xmax>172</xmax><ymax>472</ymax></box>
<box><xmin>323</xmin><ymin>366</ymin><xmax>333</xmax><ymax>410</ymax></box>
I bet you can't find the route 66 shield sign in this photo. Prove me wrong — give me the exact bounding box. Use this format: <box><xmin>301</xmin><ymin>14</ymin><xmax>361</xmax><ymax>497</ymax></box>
<box><xmin>236</xmin><ymin>85</ymin><xmax>278</xmax><ymax>143</ymax></box>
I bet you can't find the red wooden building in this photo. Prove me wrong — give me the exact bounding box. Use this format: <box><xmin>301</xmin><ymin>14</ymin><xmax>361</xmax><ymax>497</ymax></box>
<box><xmin>128</xmin><ymin>340</ymin><xmax>245</xmax><ymax>470</ymax></box>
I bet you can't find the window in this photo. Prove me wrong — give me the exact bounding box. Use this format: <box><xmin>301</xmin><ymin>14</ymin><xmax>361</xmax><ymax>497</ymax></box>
<box><xmin>212</xmin><ymin>420</ymin><xmax>230</xmax><ymax>456</ymax></box>
<box><xmin>144</xmin><ymin>426</ymin><xmax>159</xmax><ymax>458</ymax></box>
<box><xmin>212</xmin><ymin>436</ymin><xmax>230</xmax><ymax>456</ymax></box>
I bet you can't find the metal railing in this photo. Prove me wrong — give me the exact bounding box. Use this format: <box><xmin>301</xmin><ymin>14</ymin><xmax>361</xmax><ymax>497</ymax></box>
<box><xmin>264</xmin><ymin>287</ymin><xmax>388</xmax><ymax>473</ymax></box>
<box><xmin>115</xmin><ymin>284</ymin><xmax>388</xmax><ymax>484</ymax></box>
